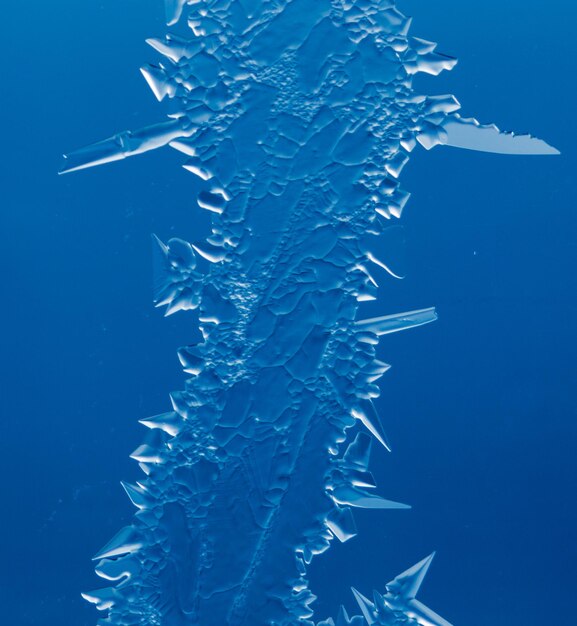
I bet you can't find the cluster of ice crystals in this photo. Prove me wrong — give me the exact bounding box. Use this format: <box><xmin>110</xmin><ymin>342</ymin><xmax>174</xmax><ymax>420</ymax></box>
<box><xmin>61</xmin><ymin>1</ymin><xmax>557</xmax><ymax>625</ymax></box>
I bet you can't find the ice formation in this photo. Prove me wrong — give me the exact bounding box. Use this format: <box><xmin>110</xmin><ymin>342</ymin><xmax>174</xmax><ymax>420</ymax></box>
<box><xmin>61</xmin><ymin>1</ymin><xmax>558</xmax><ymax>624</ymax></box>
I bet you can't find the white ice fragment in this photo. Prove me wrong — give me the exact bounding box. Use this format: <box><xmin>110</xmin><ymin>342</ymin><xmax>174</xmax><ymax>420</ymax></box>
<box><xmin>409</xmin><ymin>37</ymin><xmax>437</xmax><ymax>55</ymax></box>
<box><xmin>363</xmin><ymin>359</ymin><xmax>392</xmax><ymax>383</ymax></box>
<box><xmin>343</xmin><ymin>433</ymin><xmax>372</xmax><ymax>470</ymax></box>
<box><xmin>326</xmin><ymin>507</ymin><xmax>357</xmax><ymax>543</ymax></box>
<box><xmin>170</xmin><ymin>139</ymin><xmax>197</xmax><ymax>156</ymax></box>
<box><xmin>93</xmin><ymin>526</ymin><xmax>142</xmax><ymax>560</ymax></box>
<box><xmin>364</xmin><ymin>224</ymin><xmax>406</xmax><ymax>278</ymax></box>
<box><xmin>366</xmin><ymin>249</ymin><xmax>405</xmax><ymax>278</ymax></box>
<box><xmin>164</xmin><ymin>0</ymin><xmax>187</xmax><ymax>26</ymax></box>
<box><xmin>351</xmin><ymin>588</ymin><xmax>376</xmax><ymax>625</ymax></box>
<box><xmin>140</xmin><ymin>64</ymin><xmax>175</xmax><ymax>101</ymax></box>
<box><xmin>389</xmin><ymin>552</ymin><xmax>436</xmax><ymax>600</ymax></box>
<box><xmin>335</xmin><ymin>606</ymin><xmax>354</xmax><ymax>626</ymax></box>
<box><xmin>81</xmin><ymin>587</ymin><xmax>118</xmax><ymax>611</ymax></box>
<box><xmin>356</xmin><ymin>307</ymin><xmax>437</xmax><ymax>336</ymax></box>
<box><xmin>354</xmin><ymin>553</ymin><xmax>453</xmax><ymax>626</ymax></box>
<box><xmin>197</xmin><ymin>190</ymin><xmax>227</xmax><ymax>214</ymax></box>
<box><xmin>331</xmin><ymin>485</ymin><xmax>410</xmax><ymax>510</ymax></box>
<box><xmin>384</xmin><ymin>152</ymin><xmax>409</xmax><ymax>178</ymax></box>
<box><xmin>121</xmin><ymin>482</ymin><xmax>149</xmax><ymax>510</ymax></box>
<box><xmin>406</xmin><ymin>52</ymin><xmax>458</xmax><ymax>76</ymax></box>
<box><xmin>417</xmin><ymin>124</ymin><xmax>449</xmax><ymax>150</ymax></box>
<box><xmin>183</xmin><ymin>158</ymin><xmax>213</xmax><ymax>180</ymax></box>
<box><xmin>95</xmin><ymin>555</ymin><xmax>139</xmax><ymax>582</ymax></box>
<box><xmin>441</xmin><ymin>115</ymin><xmax>560</xmax><ymax>155</ymax></box>
<box><xmin>130</xmin><ymin>444</ymin><xmax>166</xmax><ymax>464</ymax></box>
<box><xmin>60</xmin><ymin>119</ymin><xmax>195</xmax><ymax>173</ymax></box>
<box><xmin>139</xmin><ymin>411</ymin><xmax>183</xmax><ymax>436</ymax></box>
<box><xmin>351</xmin><ymin>401</ymin><xmax>391</xmax><ymax>451</ymax></box>
<box><xmin>192</xmin><ymin>242</ymin><xmax>227</xmax><ymax>263</ymax></box>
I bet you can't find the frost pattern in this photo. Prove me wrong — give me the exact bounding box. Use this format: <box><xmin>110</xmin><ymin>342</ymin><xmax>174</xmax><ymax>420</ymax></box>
<box><xmin>61</xmin><ymin>1</ymin><xmax>557</xmax><ymax>625</ymax></box>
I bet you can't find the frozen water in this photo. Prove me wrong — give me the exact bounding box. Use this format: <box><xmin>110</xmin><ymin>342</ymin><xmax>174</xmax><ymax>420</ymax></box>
<box><xmin>61</xmin><ymin>1</ymin><xmax>558</xmax><ymax>624</ymax></box>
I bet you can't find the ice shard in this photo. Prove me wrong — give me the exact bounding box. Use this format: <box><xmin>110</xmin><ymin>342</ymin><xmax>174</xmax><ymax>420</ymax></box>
<box><xmin>350</xmin><ymin>554</ymin><xmax>452</xmax><ymax>626</ymax></box>
<box><xmin>61</xmin><ymin>1</ymin><xmax>557</xmax><ymax>624</ymax></box>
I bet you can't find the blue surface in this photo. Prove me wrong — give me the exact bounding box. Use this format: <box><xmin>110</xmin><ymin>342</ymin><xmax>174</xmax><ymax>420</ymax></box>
<box><xmin>1</xmin><ymin>1</ymin><xmax>575</xmax><ymax>624</ymax></box>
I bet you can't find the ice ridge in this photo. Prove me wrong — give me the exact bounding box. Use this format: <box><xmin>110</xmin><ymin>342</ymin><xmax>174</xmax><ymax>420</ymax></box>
<box><xmin>61</xmin><ymin>1</ymin><xmax>558</xmax><ymax>625</ymax></box>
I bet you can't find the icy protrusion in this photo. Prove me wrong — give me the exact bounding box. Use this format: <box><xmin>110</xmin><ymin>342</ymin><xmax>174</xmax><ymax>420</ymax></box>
<box><xmin>95</xmin><ymin>555</ymin><xmax>140</xmax><ymax>582</ymax></box>
<box><xmin>93</xmin><ymin>526</ymin><xmax>142</xmax><ymax>560</ymax></box>
<box><xmin>356</xmin><ymin>307</ymin><xmax>437</xmax><ymax>336</ymax></box>
<box><xmin>191</xmin><ymin>242</ymin><xmax>227</xmax><ymax>263</ymax></box>
<box><xmin>152</xmin><ymin>235</ymin><xmax>202</xmax><ymax>315</ymax></box>
<box><xmin>81</xmin><ymin>588</ymin><xmax>118</xmax><ymax>612</ymax></box>
<box><xmin>146</xmin><ymin>35</ymin><xmax>200</xmax><ymax>63</ymax></box>
<box><xmin>139</xmin><ymin>411</ymin><xmax>184</xmax><ymax>437</ymax></box>
<box><xmin>140</xmin><ymin>64</ymin><xmax>175</xmax><ymax>101</ymax></box>
<box><xmin>350</xmin><ymin>554</ymin><xmax>453</xmax><ymax>626</ymax></box>
<box><xmin>441</xmin><ymin>115</ymin><xmax>560</xmax><ymax>155</ymax></box>
<box><xmin>351</xmin><ymin>588</ymin><xmax>377</xmax><ymax>625</ymax></box>
<box><xmin>343</xmin><ymin>433</ymin><xmax>372</xmax><ymax>470</ymax></box>
<box><xmin>317</xmin><ymin>605</ymin><xmax>363</xmax><ymax>626</ymax></box>
<box><xmin>351</xmin><ymin>402</ymin><xmax>392</xmax><ymax>452</ymax></box>
<box><xmin>130</xmin><ymin>443</ymin><xmax>165</xmax><ymax>464</ymax></box>
<box><xmin>164</xmin><ymin>0</ymin><xmax>187</xmax><ymax>26</ymax></box>
<box><xmin>388</xmin><ymin>552</ymin><xmax>435</xmax><ymax>600</ymax></box>
<box><xmin>59</xmin><ymin>119</ymin><xmax>194</xmax><ymax>174</ymax></box>
<box><xmin>336</xmin><ymin>606</ymin><xmax>362</xmax><ymax>626</ymax></box>
<box><xmin>330</xmin><ymin>485</ymin><xmax>410</xmax><ymax>510</ymax></box>
<box><xmin>326</xmin><ymin>507</ymin><xmax>357</xmax><ymax>543</ymax></box>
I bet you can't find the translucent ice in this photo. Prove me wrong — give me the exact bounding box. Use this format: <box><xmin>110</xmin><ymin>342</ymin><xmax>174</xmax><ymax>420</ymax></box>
<box><xmin>61</xmin><ymin>1</ymin><xmax>558</xmax><ymax>624</ymax></box>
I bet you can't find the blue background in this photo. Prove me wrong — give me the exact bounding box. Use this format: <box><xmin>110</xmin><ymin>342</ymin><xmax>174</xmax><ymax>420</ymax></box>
<box><xmin>1</xmin><ymin>1</ymin><xmax>575</xmax><ymax>624</ymax></box>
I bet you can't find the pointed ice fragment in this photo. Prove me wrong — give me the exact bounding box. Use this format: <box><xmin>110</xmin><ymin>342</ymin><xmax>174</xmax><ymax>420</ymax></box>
<box><xmin>441</xmin><ymin>115</ymin><xmax>559</xmax><ymax>155</ymax></box>
<box><xmin>351</xmin><ymin>401</ymin><xmax>391</xmax><ymax>452</ymax></box>
<box><xmin>331</xmin><ymin>485</ymin><xmax>409</xmax><ymax>510</ymax></box>
<box><xmin>192</xmin><ymin>242</ymin><xmax>227</xmax><ymax>263</ymax></box>
<box><xmin>130</xmin><ymin>430</ymin><xmax>168</xmax><ymax>464</ymax></box>
<box><xmin>326</xmin><ymin>506</ymin><xmax>357</xmax><ymax>542</ymax></box>
<box><xmin>356</xmin><ymin>307</ymin><xmax>437</xmax><ymax>336</ymax></box>
<box><xmin>365</xmin><ymin>225</ymin><xmax>406</xmax><ymax>278</ymax></box>
<box><xmin>351</xmin><ymin>588</ymin><xmax>376</xmax><ymax>625</ymax></box>
<box><xmin>164</xmin><ymin>0</ymin><xmax>186</xmax><ymax>26</ymax></box>
<box><xmin>81</xmin><ymin>587</ymin><xmax>118</xmax><ymax>611</ymax></box>
<box><xmin>168</xmin><ymin>139</ymin><xmax>196</xmax><ymax>156</ymax></box>
<box><xmin>335</xmin><ymin>605</ymin><xmax>356</xmax><ymax>626</ymax></box>
<box><xmin>139</xmin><ymin>411</ymin><xmax>183</xmax><ymax>436</ymax></box>
<box><xmin>407</xmin><ymin>52</ymin><xmax>457</xmax><ymax>76</ymax></box>
<box><xmin>95</xmin><ymin>554</ymin><xmax>140</xmax><ymax>582</ymax></box>
<box><xmin>388</xmin><ymin>552</ymin><xmax>435</xmax><ymax>600</ymax></box>
<box><xmin>59</xmin><ymin>119</ymin><xmax>194</xmax><ymax>174</ymax></box>
<box><xmin>140</xmin><ymin>64</ymin><xmax>174</xmax><ymax>101</ymax></box>
<box><xmin>368</xmin><ymin>553</ymin><xmax>454</xmax><ymax>626</ymax></box>
<box><xmin>343</xmin><ymin>432</ymin><xmax>372</xmax><ymax>470</ymax></box>
<box><xmin>197</xmin><ymin>190</ymin><xmax>227</xmax><ymax>214</ymax></box>
<box><xmin>177</xmin><ymin>345</ymin><xmax>204</xmax><ymax>376</ymax></box>
<box><xmin>121</xmin><ymin>482</ymin><xmax>150</xmax><ymax>510</ymax></box>
<box><xmin>152</xmin><ymin>234</ymin><xmax>201</xmax><ymax>314</ymax></box>
<box><xmin>130</xmin><ymin>443</ymin><xmax>166</xmax><ymax>464</ymax></box>
<box><xmin>348</xmin><ymin>469</ymin><xmax>376</xmax><ymax>489</ymax></box>
<box><xmin>366</xmin><ymin>250</ymin><xmax>405</xmax><ymax>279</ymax></box>
<box><xmin>146</xmin><ymin>35</ymin><xmax>199</xmax><ymax>62</ymax></box>
<box><xmin>363</xmin><ymin>359</ymin><xmax>392</xmax><ymax>383</ymax></box>
<box><xmin>93</xmin><ymin>526</ymin><xmax>142</xmax><ymax>560</ymax></box>
<box><xmin>183</xmin><ymin>158</ymin><xmax>213</xmax><ymax>180</ymax></box>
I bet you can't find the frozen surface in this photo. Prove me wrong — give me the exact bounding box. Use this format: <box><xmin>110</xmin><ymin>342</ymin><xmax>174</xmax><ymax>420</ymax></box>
<box><xmin>61</xmin><ymin>1</ymin><xmax>557</xmax><ymax>624</ymax></box>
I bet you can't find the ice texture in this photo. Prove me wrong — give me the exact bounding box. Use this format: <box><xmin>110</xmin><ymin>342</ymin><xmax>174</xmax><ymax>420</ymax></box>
<box><xmin>61</xmin><ymin>1</ymin><xmax>558</xmax><ymax>625</ymax></box>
